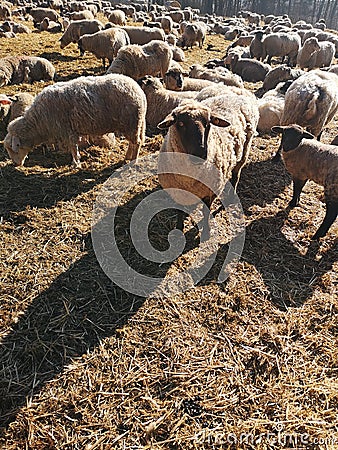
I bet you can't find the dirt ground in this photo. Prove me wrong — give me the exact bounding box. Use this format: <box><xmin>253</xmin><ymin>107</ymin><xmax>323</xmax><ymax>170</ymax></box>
<box><xmin>0</xmin><ymin>15</ymin><xmax>337</xmax><ymax>450</ymax></box>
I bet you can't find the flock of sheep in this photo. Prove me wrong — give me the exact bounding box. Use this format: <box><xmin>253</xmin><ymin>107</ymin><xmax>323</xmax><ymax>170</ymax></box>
<box><xmin>0</xmin><ymin>0</ymin><xmax>337</xmax><ymax>241</ymax></box>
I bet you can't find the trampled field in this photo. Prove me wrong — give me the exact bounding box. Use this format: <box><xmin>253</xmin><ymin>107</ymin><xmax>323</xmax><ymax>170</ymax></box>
<box><xmin>0</xmin><ymin>16</ymin><xmax>337</xmax><ymax>450</ymax></box>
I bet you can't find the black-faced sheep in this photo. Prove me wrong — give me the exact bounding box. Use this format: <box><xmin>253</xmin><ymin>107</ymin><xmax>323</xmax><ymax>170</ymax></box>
<box><xmin>4</xmin><ymin>74</ymin><xmax>146</xmax><ymax>167</ymax></box>
<box><xmin>157</xmin><ymin>90</ymin><xmax>259</xmax><ymax>239</ymax></box>
<box><xmin>272</xmin><ymin>124</ymin><xmax>338</xmax><ymax>240</ymax></box>
<box><xmin>106</xmin><ymin>40</ymin><xmax>173</xmax><ymax>80</ymax></box>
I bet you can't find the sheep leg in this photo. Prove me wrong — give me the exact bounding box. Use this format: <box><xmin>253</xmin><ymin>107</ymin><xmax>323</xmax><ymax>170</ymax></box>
<box><xmin>70</xmin><ymin>145</ymin><xmax>81</xmax><ymax>168</ymax></box>
<box><xmin>312</xmin><ymin>201</ymin><xmax>338</xmax><ymax>240</ymax></box>
<box><xmin>125</xmin><ymin>142</ymin><xmax>141</xmax><ymax>161</ymax></box>
<box><xmin>200</xmin><ymin>195</ymin><xmax>215</xmax><ymax>242</ymax></box>
<box><xmin>289</xmin><ymin>178</ymin><xmax>307</xmax><ymax>207</ymax></box>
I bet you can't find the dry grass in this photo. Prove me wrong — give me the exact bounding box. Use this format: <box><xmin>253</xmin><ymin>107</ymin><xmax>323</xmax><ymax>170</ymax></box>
<box><xmin>0</xmin><ymin>16</ymin><xmax>338</xmax><ymax>450</ymax></box>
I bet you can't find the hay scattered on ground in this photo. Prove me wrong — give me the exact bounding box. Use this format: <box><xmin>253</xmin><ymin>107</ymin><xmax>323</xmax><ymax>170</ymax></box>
<box><xmin>0</xmin><ymin>16</ymin><xmax>337</xmax><ymax>450</ymax></box>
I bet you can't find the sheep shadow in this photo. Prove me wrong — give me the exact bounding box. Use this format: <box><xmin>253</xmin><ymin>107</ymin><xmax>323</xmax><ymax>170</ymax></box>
<box><xmin>39</xmin><ymin>52</ymin><xmax>78</xmax><ymax>63</ymax></box>
<box><xmin>0</xmin><ymin>186</ymin><xmax>208</xmax><ymax>430</ymax></box>
<box><xmin>0</xmin><ymin>150</ymin><xmax>124</xmax><ymax>220</ymax></box>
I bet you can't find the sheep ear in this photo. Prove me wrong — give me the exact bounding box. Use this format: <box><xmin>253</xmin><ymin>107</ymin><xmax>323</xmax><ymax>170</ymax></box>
<box><xmin>158</xmin><ymin>113</ymin><xmax>177</xmax><ymax>129</ymax></box>
<box><xmin>11</xmin><ymin>136</ymin><xmax>21</xmax><ymax>153</ymax></box>
<box><xmin>302</xmin><ymin>131</ymin><xmax>315</xmax><ymax>139</ymax></box>
<box><xmin>271</xmin><ymin>126</ymin><xmax>284</xmax><ymax>134</ymax></box>
<box><xmin>210</xmin><ymin>114</ymin><xmax>230</xmax><ymax>128</ymax></box>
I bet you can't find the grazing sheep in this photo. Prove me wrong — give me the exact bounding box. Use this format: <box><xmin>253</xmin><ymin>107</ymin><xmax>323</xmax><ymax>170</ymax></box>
<box><xmin>0</xmin><ymin>92</ymin><xmax>34</xmax><ymax>139</ymax></box>
<box><xmin>297</xmin><ymin>37</ymin><xmax>335</xmax><ymax>70</ymax></box>
<box><xmin>0</xmin><ymin>56</ymin><xmax>56</xmax><ymax>87</ymax></box>
<box><xmin>60</xmin><ymin>19</ymin><xmax>104</xmax><ymax>49</ymax></box>
<box><xmin>137</xmin><ymin>75</ymin><xmax>197</xmax><ymax>130</ymax></box>
<box><xmin>157</xmin><ymin>91</ymin><xmax>259</xmax><ymax>239</ymax></box>
<box><xmin>107</xmin><ymin>40</ymin><xmax>173</xmax><ymax>80</ymax></box>
<box><xmin>271</xmin><ymin>124</ymin><xmax>338</xmax><ymax>240</ymax></box>
<box><xmin>28</xmin><ymin>7</ymin><xmax>59</xmax><ymax>26</ymax></box>
<box><xmin>178</xmin><ymin>22</ymin><xmax>206</xmax><ymax>49</ymax></box>
<box><xmin>121</xmin><ymin>25</ymin><xmax>165</xmax><ymax>45</ymax></box>
<box><xmin>189</xmin><ymin>64</ymin><xmax>244</xmax><ymax>88</ymax></box>
<box><xmin>4</xmin><ymin>74</ymin><xmax>146</xmax><ymax>167</ymax></box>
<box><xmin>261</xmin><ymin>32</ymin><xmax>301</xmax><ymax>66</ymax></box>
<box><xmin>108</xmin><ymin>10</ymin><xmax>126</xmax><ymax>26</ymax></box>
<box><xmin>223</xmin><ymin>53</ymin><xmax>270</xmax><ymax>82</ymax></box>
<box><xmin>78</xmin><ymin>27</ymin><xmax>130</xmax><ymax>69</ymax></box>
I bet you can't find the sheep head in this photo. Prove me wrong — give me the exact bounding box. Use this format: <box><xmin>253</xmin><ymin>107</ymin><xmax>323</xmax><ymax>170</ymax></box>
<box><xmin>272</xmin><ymin>124</ymin><xmax>315</xmax><ymax>152</ymax></box>
<box><xmin>4</xmin><ymin>117</ymin><xmax>31</xmax><ymax>166</ymax></box>
<box><xmin>158</xmin><ymin>104</ymin><xmax>230</xmax><ymax>161</ymax></box>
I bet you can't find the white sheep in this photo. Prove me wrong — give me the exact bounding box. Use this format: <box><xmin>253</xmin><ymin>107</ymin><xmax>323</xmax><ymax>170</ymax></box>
<box><xmin>121</xmin><ymin>25</ymin><xmax>165</xmax><ymax>45</ymax></box>
<box><xmin>0</xmin><ymin>92</ymin><xmax>34</xmax><ymax>138</ymax></box>
<box><xmin>4</xmin><ymin>74</ymin><xmax>147</xmax><ymax>167</ymax></box>
<box><xmin>108</xmin><ymin>10</ymin><xmax>126</xmax><ymax>26</ymax></box>
<box><xmin>260</xmin><ymin>32</ymin><xmax>301</xmax><ymax>66</ymax></box>
<box><xmin>189</xmin><ymin>63</ymin><xmax>244</xmax><ymax>88</ymax></box>
<box><xmin>106</xmin><ymin>40</ymin><xmax>173</xmax><ymax>80</ymax></box>
<box><xmin>0</xmin><ymin>56</ymin><xmax>55</xmax><ymax>86</ymax></box>
<box><xmin>297</xmin><ymin>37</ymin><xmax>335</xmax><ymax>70</ymax></box>
<box><xmin>271</xmin><ymin>124</ymin><xmax>338</xmax><ymax>240</ymax></box>
<box><xmin>164</xmin><ymin>68</ymin><xmax>217</xmax><ymax>91</ymax></box>
<box><xmin>257</xmin><ymin>81</ymin><xmax>292</xmax><ymax>134</ymax></box>
<box><xmin>60</xmin><ymin>19</ymin><xmax>104</xmax><ymax>49</ymax></box>
<box><xmin>157</xmin><ymin>90</ymin><xmax>259</xmax><ymax>239</ymax></box>
<box><xmin>178</xmin><ymin>21</ymin><xmax>206</xmax><ymax>49</ymax></box>
<box><xmin>78</xmin><ymin>26</ymin><xmax>130</xmax><ymax>69</ymax></box>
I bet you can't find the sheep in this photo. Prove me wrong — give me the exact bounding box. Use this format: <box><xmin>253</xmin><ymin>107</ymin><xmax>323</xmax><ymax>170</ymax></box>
<box><xmin>4</xmin><ymin>74</ymin><xmax>146</xmax><ymax>167</ymax></box>
<box><xmin>137</xmin><ymin>75</ymin><xmax>197</xmax><ymax>130</ymax></box>
<box><xmin>78</xmin><ymin>27</ymin><xmax>130</xmax><ymax>69</ymax></box>
<box><xmin>271</xmin><ymin>124</ymin><xmax>338</xmax><ymax>240</ymax></box>
<box><xmin>161</xmin><ymin>16</ymin><xmax>173</xmax><ymax>34</ymax></box>
<box><xmin>157</xmin><ymin>90</ymin><xmax>259</xmax><ymax>239</ymax></box>
<box><xmin>228</xmin><ymin>34</ymin><xmax>254</xmax><ymax>49</ymax></box>
<box><xmin>261</xmin><ymin>32</ymin><xmax>301</xmax><ymax>66</ymax></box>
<box><xmin>39</xmin><ymin>17</ymin><xmax>62</xmax><ymax>32</ymax></box>
<box><xmin>108</xmin><ymin>10</ymin><xmax>126</xmax><ymax>26</ymax></box>
<box><xmin>225</xmin><ymin>45</ymin><xmax>251</xmax><ymax>60</ymax></box>
<box><xmin>189</xmin><ymin>64</ymin><xmax>244</xmax><ymax>88</ymax></box>
<box><xmin>297</xmin><ymin>37</ymin><xmax>335</xmax><ymax>70</ymax></box>
<box><xmin>121</xmin><ymin>25</ymin><xmax>165</xmax><ymax>45</ymax></box>
<box><xmin>256</xmin><ymin>65</ymin><xmax>304</xmax><ymax>97</ymax></box>
<box><xmin>106</xmin><ymin>40</ymin><xmax>173</xmax><ymax>80</ymax></box>
<box><xmin>164</xmin><ymin>68</ymin><xmax>217</xmax><ymax>91</ymax></box>
<box><xmin>171</xmin><ymin>46</ymin><xmax>185</xmax><ymax>62</ymax></box>
<box><xmin>178</xmin><ymin>22</ymin><xmax>206</xmax><ymax>49</ymax></box>
<box><xmin>0</xmin><ymin>3</ymin><xmax>11</xmax><ymax>20</ymax></box>
<box><xmin>68</xmin><ymin>10</ymin><xmax>95</xmax><ymax>21</ymax></box>
<box><xmin>249</xmin><ymin>30</ymin><xmax>264</xmax><ymax>59</ymax></box>
<box><xmin>0</xmin><ymin>92</ymin><xmax>34</xmax><ymax>139</ymax></box>
<box><xmin>28</xmin><ymin>7</ymin><xmax>59</xmax><ymax>26</ymax></box>
<box><xmin>257</xmin><ymin>81</ymin><xmax>292</xmax><ymax>134</ymax></box>
<box><xmin>60</xmin><ymin>19</ymin><xmax>104</xmax><ymax>49</ymax></box>
<box><xmin>281</xmin><ymin>70</ymin><xmax>338</xmax><ymax>138</ymax></box>
<box><xmin>0</xmin><ymin>56</ymin><xmax>56</xmax><ymax>87</ymax></box>
<box><xmin>223</xmin><ymin>53</ymin><xmax>270</xmax><ymax>82</ymax></box>
<box><xmin>3</xmin><ymin>20</ymin><xmax>31</xmax><ymax>34</ymax></box>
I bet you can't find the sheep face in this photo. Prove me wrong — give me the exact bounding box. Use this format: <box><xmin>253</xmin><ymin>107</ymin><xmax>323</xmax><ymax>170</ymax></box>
<box><xmin>158</xmin><ymin>108</ymin><xmax>230</xmax><ymax>161</ymax></box>
<box><xmin>272</xmin><ymin>124</ymin><xmax>315</xmax><ymax>151</ymax></box>
<box><xmin>164</xmin><ymin>69</ymin><xmax>183</xmax><ymax>90</ymax></box>
<box><xmin>4</xmin><ymin>132</ymin><xmax>30</xmax><ymax>166</ymax></box>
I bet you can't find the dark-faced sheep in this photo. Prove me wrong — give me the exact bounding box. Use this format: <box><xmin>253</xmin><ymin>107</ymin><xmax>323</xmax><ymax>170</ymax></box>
<box><xmin>272</xmin><ymin>124</ymin><xmax>338</xmax><ymax>240</ymax></box>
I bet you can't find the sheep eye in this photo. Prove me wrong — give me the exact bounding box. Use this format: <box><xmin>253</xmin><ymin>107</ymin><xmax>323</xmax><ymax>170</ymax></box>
<box><xmin>178</xmin><ymin>121</ymin><xmax>184</xmax><ymax>127</ymax></box>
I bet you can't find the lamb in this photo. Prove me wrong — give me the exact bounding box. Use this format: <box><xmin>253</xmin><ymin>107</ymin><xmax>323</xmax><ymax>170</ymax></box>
<box><xmin>108</xmin><ymin>10</ymin><xmax>126</xmax><ymax>26</ymax></box>
<box><xmin>0</xmin><ymin>56</ymin><xmax>56</xmax><ymax>86</ymax></box>
<box><xmin>137</xmin><ymin>75</ymin><xmax>197</xmax><ymax>130</ymax></box>
<box><xmin>60</xmin><ymin>19</ymin><xmax>104</xmax><ymax>49</ymax></box>
<box><xmin>297</xmin><ymin>37</ymin><xmax>335</xmax><ymax>70</ymax></box>
<box><xmin>78</xmin><ymin>27</ymin><xmax>130</xmax><ymax>69</ymax></box>
<box><xmin>4</xmin><ymin>74</ymin><xmax>146</xmax><ymax>167</ymax></box>
<box><xmin>157</xmin><ymin>90</ymin><xmax>259</xmax><ymax>239</ymax></box>
<box><xmin>223</xmin><ymin>53</ymin><xmax>270</xmax><ymax>82</ymax></box>
<box><xmin>271</xmin><ymin>124</ymin><xmax>338</xmax><ymax>240</ymax></box>
<box><xmin>121</xmin><ymin>25</ymin><xmax>165</xmax><ymax>45</ymax></box>
<box><xmin>106</xmin><ymin>40</ymin><xmax>173</xmax><ymax>80</ymax></box>
<box><xmin>257</xmin><ymin>81</ymin><xmax>292</xmax><ymax>134</ymax></box>
<box><xmin>189</xmin><ymin>64</ymin><xmax>244</xmax><ymax>88</ymax></box>
<box><xmin>0</xmin><ymin>92</ymin><xmax>34</xmax><ymax>139</ymax></box>
<box><xmin>260</xmin><ymin>32</ymin><xmax>301</xmax><ymax>66</ymax></box>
